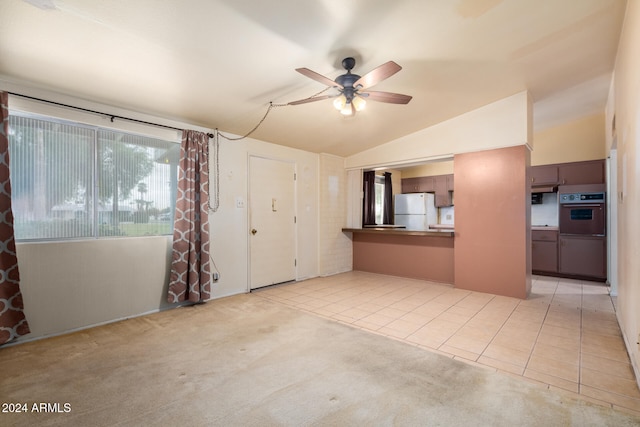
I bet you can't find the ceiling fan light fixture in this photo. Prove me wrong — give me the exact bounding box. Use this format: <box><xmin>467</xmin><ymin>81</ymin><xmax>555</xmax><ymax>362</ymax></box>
<box><xmin>352</xmin><ymin>95</ymin><xmax>366</xmax><ymax>112</ymax></box>
<box><xmin>340</xmin><ymin>102</ymin><xmax>353</xmax><ymax>116</ymax></box>
<box><xmin>333</xmin><ymin>94</ymin><xmax>347</xmax><ymax>111</ymax></box>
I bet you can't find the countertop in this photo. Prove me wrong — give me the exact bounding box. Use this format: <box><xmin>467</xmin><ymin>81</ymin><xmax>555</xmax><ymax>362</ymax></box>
<box><xmin>532</xmin><ymin>226</ymin><xmax>559</xmax><ymax>231</ymax></box>
<box><xmin>342</xmin><ymin>227</ymin><xmax>454</xmax><ymax>237</ymax></box>
<box><xmin>343</xmin><ymin>225</ymin><xmax>555</xmax><ymax>235</ymax></box>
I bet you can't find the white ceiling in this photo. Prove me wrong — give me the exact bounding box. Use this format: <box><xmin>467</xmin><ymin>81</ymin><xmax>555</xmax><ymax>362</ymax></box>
<box><xmin>0</xmin><ymin>0</ymin><xmax>627</xmax><ymax>156</ymax></box>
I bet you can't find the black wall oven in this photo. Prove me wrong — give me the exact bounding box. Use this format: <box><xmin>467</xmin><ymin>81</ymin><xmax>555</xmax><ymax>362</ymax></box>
<box><xmin>559</xmin><ymin>192</ymin><xmax>606</xmax><ymax>236</ymax></box>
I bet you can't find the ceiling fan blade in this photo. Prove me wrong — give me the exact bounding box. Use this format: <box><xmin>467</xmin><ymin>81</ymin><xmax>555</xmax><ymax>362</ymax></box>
<box><xmin>295</xmin><ymin>68</ymin><xmax>343</xmax><ymax>89</ymax></box>
<box><xmin>353</xmin><ymin>61</ymin><xmax>402</xmax><ymax>89</ymax></box>
<box><xmin>360</xmin><ymin>91</ymin><xmax>412</xmax><ymax>104</ymax></box>
<box><xmin>288</xmin><ymin>95</ymin><xmax>333</xmax><ymax>106</ymax></box>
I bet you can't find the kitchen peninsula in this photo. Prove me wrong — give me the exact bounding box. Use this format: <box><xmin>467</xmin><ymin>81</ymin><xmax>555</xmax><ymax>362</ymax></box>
<box><xmin>345</xmin><ymin>143</ymin><xmax>531</xmax><ymax>300</ymax></box>
<box><xmin>342</xmin><ymin>227</ymin><xmax>455</xmax><ymax>284</ymax></box>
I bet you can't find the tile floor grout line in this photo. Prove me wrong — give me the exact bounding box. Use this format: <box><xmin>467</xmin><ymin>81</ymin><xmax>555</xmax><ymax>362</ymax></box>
<box><xmin>476</xmin><ymin>297</ymin><xmax>521</xmax><ymax>366</ymax></box>
<box><xmin>434</xmin><ymin>292</ymin><xmax>498</xmax><ymax>358</ymax></box>
<box><xmin>253</xmin><ymin>272</ymin><xmax>639</xmax><ymax>412</ymax></box>
<box><xmin>521</xmin><ymin>298</ymin><xmax>552</xmax><ymax>376</ymax></box>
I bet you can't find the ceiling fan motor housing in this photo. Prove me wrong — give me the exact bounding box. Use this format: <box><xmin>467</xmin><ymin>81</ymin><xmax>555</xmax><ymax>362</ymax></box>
<box><xmin>342</xmin><ymin>57</ymin><xmax>356</xmax><ymax>71</ymax></box>
<box><xmin>335</xmin><ymin>58</ymin><xmax>361</xmax><ymax>102</ymax></box>
<box><xmin>335</xmin><ymin>74</ymin><xmax>360</xmax><ymax>102</ymax></box>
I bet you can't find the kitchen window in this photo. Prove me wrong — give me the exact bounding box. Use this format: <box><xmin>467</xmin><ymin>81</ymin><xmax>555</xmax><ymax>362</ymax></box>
<box><xmin>8</xmin><ymin>112</ymin><xmax>179</xmax><ymax>241</ymax></box>
<box><xmin>374</xmin><ymin>175</ymin><xmax>385</xmax><ymax>225</ymax></box>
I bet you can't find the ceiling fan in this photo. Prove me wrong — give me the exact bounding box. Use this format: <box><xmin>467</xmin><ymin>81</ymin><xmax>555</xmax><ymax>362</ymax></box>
<box><xmin>289</xmin><ymin>57</ymin><xmax>412</xmax><ymax>116</ymax></box>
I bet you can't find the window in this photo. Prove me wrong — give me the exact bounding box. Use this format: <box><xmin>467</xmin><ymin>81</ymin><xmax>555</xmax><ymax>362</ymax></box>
<box><xmin>8</xmin><ymin>112</ymin><xmax>179</xmax><ymax>241</ymax></box>
<box><xmin>374</xmin><ymin>175</ymin><xmax>385</xmax><ymax>225</ymax></box>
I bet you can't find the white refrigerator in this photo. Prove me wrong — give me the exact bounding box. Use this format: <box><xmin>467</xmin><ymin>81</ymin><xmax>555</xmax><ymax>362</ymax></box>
<box><xmin>394</xmin><ymin>193</ymin><xmax>437</xmax><ymax>231</ymax></box>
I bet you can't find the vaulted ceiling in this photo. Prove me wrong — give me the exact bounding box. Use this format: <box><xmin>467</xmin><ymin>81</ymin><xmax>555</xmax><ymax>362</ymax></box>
<box><xmin>0</xmin><ymin>0</ymin><xmax>627</xmax><ymax>156</ymax></box>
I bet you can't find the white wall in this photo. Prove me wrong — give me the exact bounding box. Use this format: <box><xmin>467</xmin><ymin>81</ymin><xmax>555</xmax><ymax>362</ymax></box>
<box><xmin>531</xmin><ymin>193</ymin><xmax>559</xmax><ymax>227</ymax></box>
<box><xmin>16</xmin><ymin>237</ymin><xmax>173</xmax><ymax>339</ymax></box>
<box><xmin>606</xmin><ymin>0</ymin><xmax>640</xmax><ymax>384</ymax></box>
<box><xmin>319</xmin><ymin>154</ymin><xmax>352</xmax><ymax>276</ymax></box>
<box><xmin>208</xmin><ymin>137</ymin><xmax>321</xmax><ymax>298</ymax></box>
<box><xmin>209</xmin><ymin>138</ymin><xmax>319</xmax><ymax>298</ymax></box>
<box><xmin>4</xmin><ymin>84</ymin><xmax>322</xmax><ymax>342</ymax></box>
<box><xmin>346</xmin><ymin>91</ymin><xmax>532</xmax><ymax>170</ymax></box>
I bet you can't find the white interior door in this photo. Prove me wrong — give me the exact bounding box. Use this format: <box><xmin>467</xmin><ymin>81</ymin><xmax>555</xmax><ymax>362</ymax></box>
<box><xmin>249</xmin><ymin>156</ymin><xmax>296</xmax><ymax>290</ymax></box>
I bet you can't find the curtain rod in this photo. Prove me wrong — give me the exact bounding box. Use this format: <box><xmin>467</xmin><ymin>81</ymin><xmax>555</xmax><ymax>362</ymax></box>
<box><xmin>7</xmin><ymin>91</ymin><xmax>214</xmax><ymax>138</ymax></box>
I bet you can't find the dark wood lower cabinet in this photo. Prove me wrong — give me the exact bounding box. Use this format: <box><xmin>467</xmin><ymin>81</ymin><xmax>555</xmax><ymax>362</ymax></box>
<box><xmin>558</xmin><ymin>235</ymin><xmax>606</xmax><ymax>279</ymax></box>
<box><xmin>532</xmin><ymin>229</ymin><xmax>558</xmax><ymax>273</ymax></box>
<box><xmin>532</xmin><ymin>230</ymin><xmax>606</xmax><ymax>280</ymax></box>
<box><xmin>532</xmin><ymin>241</ymin><xmax>558</xmax><ymax>272</ymax></box>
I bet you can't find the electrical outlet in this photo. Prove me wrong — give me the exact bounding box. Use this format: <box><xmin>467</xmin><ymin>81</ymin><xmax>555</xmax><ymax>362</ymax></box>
<box><xmin>236</xmin><ymin>197</ymin><xmax>245</xmax><ymax>208</ymax></box>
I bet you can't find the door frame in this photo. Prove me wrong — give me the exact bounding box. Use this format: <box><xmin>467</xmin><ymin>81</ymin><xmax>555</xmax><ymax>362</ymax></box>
<box><xmin>247</xmin><ymin>153</ymin><xmax>298</xmax><ymax>292</ymax></box>
<box><xmin>607</xmin><ymin>149</ymin><xmax>618</xmax><ymax>295</ymax></box>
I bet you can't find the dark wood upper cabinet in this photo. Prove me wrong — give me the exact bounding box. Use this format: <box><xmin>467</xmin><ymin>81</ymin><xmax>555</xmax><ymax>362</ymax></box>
<box><xmin>446</xmin><ymin>174</ymin><xmax>454</xmax><ymax>191</ymax></box>
<box><xmin>421</xmin><ymin>176</ymin><xmax>435</xmax><ymax>192</ymax></box>
<box><xmin>401</xmin><ymin>174</ymin><xmax>453</xmax><ymax>207</ymax></box>
<box><xmin>401</xmin><ymin>176</ymin><xmax>434</xmax><ymax>193</ymax></box>
<box><xmin>434</xmin><ymin>175</ymin><xmax>447</xmax><ymax>195</ymax></box>
<box><xmin>558</xmin><ymin>159</ymin><xmax>605</xmax><ymax>185</ymax></box>
<box><xmin>434</xmin><ymin>175</ymin><xmax>453</xmax><ymax>207</ymax></box>
<box><xmin>401</xmin><ymin>177</ymin><xmax>420</xmax><ymax>193</ymax></box>
<box><xmin>531</xmin><ymin>165</ymin><xmax>559</xmax><ymax>186</ymax></box>
<box><xmin>435</xmin><ymin>194</ymin><xmax>453</xmax><ymax>208</ymax></box>
<box><xmin>531</xmin><ymin>159</ymin><xmax>605</xmax><ymax>187</ymax></box>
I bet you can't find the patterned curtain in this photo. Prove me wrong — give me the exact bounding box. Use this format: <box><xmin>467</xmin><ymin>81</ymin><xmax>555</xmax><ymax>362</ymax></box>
<box><xmin>0</xmin><ymin>91</ymin><xmax>30</xmax><ymax>344</ymax></box>
<box><xmin>167</xmin><ymin>130</ymin><xmax>211</xmax><ymax>303</ymax></box>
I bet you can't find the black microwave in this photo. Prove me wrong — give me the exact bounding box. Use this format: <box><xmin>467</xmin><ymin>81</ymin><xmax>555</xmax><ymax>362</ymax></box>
<box><xmin>532</xmin><ymin>193</ymin><xmax>543</xmax><ymax>205</ymax></box>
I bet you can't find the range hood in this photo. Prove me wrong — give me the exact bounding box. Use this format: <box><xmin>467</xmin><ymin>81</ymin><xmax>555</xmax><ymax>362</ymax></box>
<box><xmin>532</xmin><ymin>185</ymin><xmax>557</xmax><ymax>193</ymax></box>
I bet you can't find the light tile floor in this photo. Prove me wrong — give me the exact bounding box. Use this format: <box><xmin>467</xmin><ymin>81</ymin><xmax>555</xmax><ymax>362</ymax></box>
<box><xmin>254</xmin><ymin>271</ymin><xmax>640</xmax><ymax>415</ymax></box>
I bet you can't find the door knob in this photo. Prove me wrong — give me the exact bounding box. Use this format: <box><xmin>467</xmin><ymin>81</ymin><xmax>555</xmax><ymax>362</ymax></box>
<box><xmin>251</xmin><ymin>228</ymin><xmax>258</xmax><ymax>235</ymax></box>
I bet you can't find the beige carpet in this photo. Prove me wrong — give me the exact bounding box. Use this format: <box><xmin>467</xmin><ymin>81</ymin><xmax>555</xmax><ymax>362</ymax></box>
<box><xmin>1</xmin><ymin>294</ymin><xmax>639</xmax><ymax>426</ymax></box>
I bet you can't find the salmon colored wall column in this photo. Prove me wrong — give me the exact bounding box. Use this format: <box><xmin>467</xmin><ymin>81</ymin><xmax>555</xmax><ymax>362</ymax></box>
<box><xmin>454</xmin><ymin>145</ymin><xmax>531</xmax><ymax>299</ymax></box>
